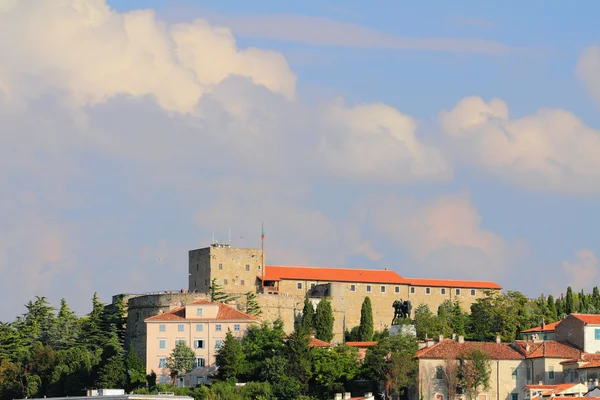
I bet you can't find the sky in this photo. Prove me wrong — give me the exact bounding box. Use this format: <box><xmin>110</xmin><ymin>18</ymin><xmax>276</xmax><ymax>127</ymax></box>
<box><xmin>2</xmin><ymin>0</ymin><xmax>600</xmax><ymax>321</ymax></box>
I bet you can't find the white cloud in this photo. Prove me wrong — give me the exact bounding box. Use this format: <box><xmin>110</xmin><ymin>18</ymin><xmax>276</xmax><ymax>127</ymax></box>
<box><xmin>562</xmin><ymin>249</ymin><xmax>599</xmax><ymax>291</ymax></box>
<box><xmin>0</xmin><ymin>0</ymin><xmax>296</xmax><ymax>113</ymax></box>
<box><xmin>577</xmin><ymin>45</ymin><xmax>600</xmax><ymax>106</ymax></box>
<box><xmin>355</xmin><ymin>192</ymin><xmax>526</xmax><ymax>281</ymax></box>
<box><xmin>439</xmin><ymin>96</ymin><xmax>600</xmax><ymax>193</ymax></box>
<box><xmin>202</xmin><ymin>12</ymin><xmax>513</xmax><ymax>55</ymax></box>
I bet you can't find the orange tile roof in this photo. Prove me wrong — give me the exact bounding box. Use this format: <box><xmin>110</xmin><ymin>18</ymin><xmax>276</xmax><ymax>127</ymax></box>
<box><xmin>144</xmin><ymin>300</ymin><xmax>260</xmax><ymax>322</ymax></box>
<box><xmin>309</xmin><ymin>337</ymin><xmax>333</xmax><ymax>347</ymax></box>
<box><xmin>571</xmin><ymin>314</ymin><xmax>600</xmax><ymax>324</ymax></box>
<box><xmin>521</xmin><ymin>321</ymin><xmax>560</xmax><ymax>333</ymax></box>
<box><xmin>345</xmin><ymin>341</ymin><xmax>378</xmax><ymax>347</ymax></box>
<box><xmin>580</xmin><ymin>359</ymin><xmax>600</xmax><ymax>369</ymax></box>
<box><xmin>263</xmin><ymin>266</ymin><xmax>405</xmax><ymax>284</ymax></box>
<box><xmin>262</xmin><ymin>265</ymin><xmax>501</xmax><ymax>289</ymax></box>
<box><xmin>524</xmin><ymin>383</ymin><xmax>583</xmax><ymax>393</ymax></box>
<box><xmin>415</xmin><ymin>339</ymin><xmax>524</xmax><ymax>360</ymax></box>
<box><xmin>403</xmin><ymin>277</ymin><xmax>501</xmax><ymax>289</ymax></box>
<box><xmin>513</xmin><ymin>340</ymin><xmax>581</xmax><ymax>359</ymax></box>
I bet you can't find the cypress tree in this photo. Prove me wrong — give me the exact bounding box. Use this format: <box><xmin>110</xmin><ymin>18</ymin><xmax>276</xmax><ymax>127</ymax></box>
<box><xmin>580</xmin><ymin>289</ymin><xmax>588</xmax><ymax>312</ymax></box>
<box><xmin>314</xmin><ymin>298</ymin><xmax>334</xmax><ymax>342</ymax></box>
<box><xmin>566</xmin><ymin>287</ymin><xmax>574</xmax><ymax>315</ymax></box>
<box><xmin>555</xmin><ymin>298</ymin><xmax>564</xmax><ymax>318</ymax></box>
<box><xmin>593</xmin><ymin>286</ymin><xmax>600</xmax><ymax>310</ymax></box>
<box><xmin>452</xmin><ymin>301</ymin><xmax>466</xmax><ymax>335</ymax></box>
<box><xmin>358</xmin><ymin>297</ymin><xmax>374</xmax><ymax>342</ymax></box>
<box><xmin>215</xmin><ymin>330</ymin><xmax>246</xmax><ymax>381</ymax></box>
<box><xmin>299</xmin><ymin>296</ymin><xmax>315</xmax><ymax>334</ymax></box>
<box><xmin>547</xmin><ymin>295</ymin><xmax>558</xmax><ymax>321</ymax></box>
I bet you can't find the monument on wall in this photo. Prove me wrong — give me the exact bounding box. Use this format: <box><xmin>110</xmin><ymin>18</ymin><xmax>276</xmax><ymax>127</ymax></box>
<box><xmin>389</xmin><ymin>299</ymin><xmax>416</xmax><ymax>337</ymax></box>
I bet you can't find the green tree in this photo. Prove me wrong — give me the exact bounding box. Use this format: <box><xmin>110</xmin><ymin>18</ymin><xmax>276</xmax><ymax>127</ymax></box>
<box><xmin>124</xmin><ymin>343</ymin><xmax>146</xmax><ymax>391</ymax></box>
<box><xmin>50</xmin><ymin>298</ymin><xmax>79</xmax><ymax>350</ymax></box>
<box><xmin>244</xmin><ymin>291</ymin><xmax>262</xmax><ymax>317</ymax></box>
<box><xmin>546</xmin><ymin>295</ymin><xmax>558</xmax><ymax>322</ymax></box>
<box><xmin>82</xmin><ymin>292</ymin><xmax>106</xmax><ymax>353</ymax></box>
<box><xmin>314</xmin><ymin>298</ymin><xmax>334</xmax><ymax>343</ymax></box>
<box><xmin>362</xmin><ymin>333</ymin><xmax>418</xmax><ymax>399</ymax></box>
<box><xmin>358</xmin><ymin>297</ymin><xmax>374</xmax><ymax>342</ymax></box>
<box><xmin>458</xmin><ymin>349</ymin><xmax>491</xmax><ymax>400</ymax></box>
<box><xmin>165</xmin><ymin>341</ymin><xmax>195</xmax><ymax>385</ymax></box>
<box><xmin>413</xmin><ymin>304</ymin><xmax>448</xmax><ymax>340</ymax></box>
<box><xmin>242</xmin><ymin>319</ymin><xmax>285</xmax><ymax>381</ymax></box>
<box><xmin>580</xmin><ymin>289</ymin><xmax>588</xmax><ymax>312</ymax></box>
<box><xmin>452</xmin><ymin>301</ymin><xmax>466</xmax><ymax>336</ymax></box>
<box><xmin>566</xmin><ymin>287</ymin><xmax>574</xmax><ymax>315</ymax></box>
<box><xmin>215</xmin><ymin>330</ymin><xmax>246</xmax><ymax>381</ymax></box>
<box><xmin>209</xmin><ymin>279</ymin><xmax>238</xmax><ymax>304</ymax></box>
<box><xmin>311</xmin><ymin>345</ymin><xmax>359</xmax><ymax>398</ymax></box>
<box><xmin>23</xmin><ymin>296</ymin><xmax>56</xmax><ymax>345</ymax></box>
<box><xmin>555</xmin><ymin>298</ymin><xmax>564</xmax><ymax>318</ymax></box>
<box><xmin>593</xmin><ymin>287</ymin><xmax>600</xmax><ymax>310</ymax></box>
<box><xmin>299</xmin><ymin>296</ymin><xmax>315</xmax><ymax>335</ymax></box>
<box><xmin>468</xmin><ymin>291</ymin><xmax>530</xmax><ymax>342</ymax></box>
<box><xmin>345</xmin><ymin>326</ymin><xmax>360</xmax><ymax>342</ymax></box>
<box><xmin>284</xmin><ymin>327</ymin><xmax>312</xmax><ymax>385</ymax></box>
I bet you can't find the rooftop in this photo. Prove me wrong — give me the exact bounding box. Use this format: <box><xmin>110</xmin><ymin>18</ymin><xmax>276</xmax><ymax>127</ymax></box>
<box><xmin>570</xmin><ymin>314</ymin><xmax>600</xmax><ymax>324</ymax></box>
<box><xmin>144</xmin><ymin>300</ymin><xmax>260</xmax><ymax>322</ymax></box>
<box><xmin>521</xmin><ymin>321</ymin><xmax>561</xmax><ymax>333</ymax></box>
<box><xmin>415</xmin><ymin>339</ymin><xmax>524</xmax><ymax>360</ymax></box>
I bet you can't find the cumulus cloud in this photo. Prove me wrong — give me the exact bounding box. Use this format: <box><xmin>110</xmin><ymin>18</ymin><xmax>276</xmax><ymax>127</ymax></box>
<box><xmin>355</xmin><ymin>192</ymin><xmax>526</xmax><ymax>281</ymax></box>
<box><xmin>439</xmin><ymin>96</ymin><xmax>600</xmax><ymax>193</ymax></box>
<box><xmin>562</xmin><ymin>249</ymin><xmax>599</xmax><ymax>291</ymax></box>
<box><xmin>577</xmin><ymin>45</ymin><xmax>600</xmax><ymax>106</ymax></box>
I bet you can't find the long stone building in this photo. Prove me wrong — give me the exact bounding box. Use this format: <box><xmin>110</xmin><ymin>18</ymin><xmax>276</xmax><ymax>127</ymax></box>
<box><xmin>123</xmin><ymin>242</ymin><xmax>501</xmax><ymax>363</ymax></box>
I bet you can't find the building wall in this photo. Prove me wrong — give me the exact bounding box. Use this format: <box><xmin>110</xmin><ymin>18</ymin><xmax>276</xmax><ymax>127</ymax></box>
<box><xmin>584</xmin><ymin>325</ymin><xmax>600</xmax><ymax>353</ymax></box>
<box><xmin>146</xmin><ymin>318</ymin><xmax>256</xmax><ymax>386</ymax></box>
<box><xmin>555</xmin><ymin>316</ymin><xmax>585</xmax><ymax>350</ymax></box>
<box><xmin>417</xmin><ymin>358</ymin><xmax>526</xmax><ymax>400</ymax></box>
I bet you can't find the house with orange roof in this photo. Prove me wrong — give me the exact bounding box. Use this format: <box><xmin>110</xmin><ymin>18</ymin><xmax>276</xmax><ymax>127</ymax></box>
<box><xmin>185</xmin><ymin>243</ymin><xmax>502</xmax><ymax>343</ymax></box>
<box><xmin>144</xmin><ymin>299</ymin><xmax>259</xmax><ymax>387</ymax></box>
<box><xmin>523</xmin><ymin>382</ymin><xmax>588</xmax><ymax>399</ymax></box>
<box><xmin>556</xmin><ymin>314</ymin><xmax>600</xmax><ymax>355</ymax></box>
<box><xmin>522</xmin><ymin>321</ymin><xmax>561</xmax><ymax>341</ymax></box>
<box><xmin>415</xmin><ymin>335</ymin><xmax>586</xmax><ymax>400</ymax></box>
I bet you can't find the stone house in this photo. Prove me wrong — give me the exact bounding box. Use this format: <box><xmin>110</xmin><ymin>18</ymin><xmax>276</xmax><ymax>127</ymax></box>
<box><xmin>144</xmin><ymin>299</ymin><xmax>259</xmax><ymax>387</ymax></box>
<box><xmin>555</xmin><ymin>314</ymin><xmax>600</xmax><ymax>354</ymax></box>
<box><xmin>521</xmin><ymin>321</ymin><xmax>560</xmax><ymax>341</ymax></box>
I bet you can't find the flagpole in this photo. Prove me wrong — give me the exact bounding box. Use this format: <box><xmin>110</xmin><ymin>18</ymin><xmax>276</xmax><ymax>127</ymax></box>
<box><xmin>261</xmin><ymin>222</ymin><xmax>265</xmax><ymax>289</ymax></box>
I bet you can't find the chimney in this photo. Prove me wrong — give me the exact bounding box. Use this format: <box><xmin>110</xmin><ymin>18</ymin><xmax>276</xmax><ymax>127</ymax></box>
<box><xmin>452</xmin><ymin>333</ymin><xmax>456</xmax><ymax>340</ymax></box>
<box><xmin>458</xmin><ymin>335</ymin><xmax>464</xmax><ymax>344</ymax></box>
<box><xmin>526</xmin><ymin>344</ymin><xmax>530</xmax><ymax>352</ymax></box>
<box><xmin>438</xmin><ymin>334</ymin><xmax>444</xmax><ymax>342</ymax></box>
<box><xmin>335</xmin><ymin>394</ymin><xmax>342</xmax><ymax>400</ymax></box>
<box><xmin>496</xmin><ymin>335</ymin><xmax>501</xmax><ymax>344</ymax></box>
<box><xmin>343</xmin><ymin>393</ymin><xmax>351</xmax><ymax>400</ymax></box>
<box><xmin>595</xmin><ymin>378</ymin><xmax>599</xmax><ymax>388</ymax></box>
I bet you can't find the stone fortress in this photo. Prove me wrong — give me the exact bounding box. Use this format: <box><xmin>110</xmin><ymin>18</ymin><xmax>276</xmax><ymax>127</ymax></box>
<box><xmin>122</xmin><ymin>242</ymin><xmax>501</xmax><ymax>365</ymax></box>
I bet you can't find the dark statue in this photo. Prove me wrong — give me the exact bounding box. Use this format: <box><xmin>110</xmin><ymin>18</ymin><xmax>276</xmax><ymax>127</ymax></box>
<box><xmin>392</xmin><ymin>299</ymin><xmax>412</xmax><ymax>324</ymax></box>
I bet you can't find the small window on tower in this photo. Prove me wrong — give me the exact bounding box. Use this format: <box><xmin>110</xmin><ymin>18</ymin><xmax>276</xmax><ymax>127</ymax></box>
<box><xmin>218</xmin><ymin>263</ymin><xmax>223</xmax><ymax>270</ymax></box>
<box><xmin>223</xmin><ymin>279</ymin><xmax>228</xmax><ymax>285</ymax></box>
<box><xmin>241</xmin><ymin>280</ymin><xmax>245</xmax><ymax>286</ymax></box>
<box><xmin>297</xmin><ymin>282</ymin><xmax>303</xmax><ymax>290</ymax></box>
<box><xmin>350</xmin><ymin>284</ymin><xmax>356</xmax><ymax>292</ymax></box>
<box><xmin>245</xmin><ymin>264</ymin><xmax>250</xmax><ymax>271</ymax></box>
<box><xmin>366</xmin><ymin>285</ymin><xmax>372</xmax><ymax>292</ymax></box>
<box><xmin>395</xmin><ymin>286</ymin><xmax>400</xmax><ymax>293</ymax></box>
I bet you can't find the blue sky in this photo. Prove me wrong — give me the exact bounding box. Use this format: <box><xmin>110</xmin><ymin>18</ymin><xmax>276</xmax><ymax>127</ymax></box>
<box><xmin>1</xmin><ymin>0</ymin><xmax>600</xmax><ymax>320</ymax></box>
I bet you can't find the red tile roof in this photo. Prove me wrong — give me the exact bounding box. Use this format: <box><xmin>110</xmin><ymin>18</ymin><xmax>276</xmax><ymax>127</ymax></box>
<box><xmin>415</xmin><ymin>339</ymin><xmax>524</xmax><ymax>360</ymax></box>
<box><xmin>144</xmin><ymin>300</ymin><xmax>260</xmax><ymax>322</ymax></box>
<box><xmin>571</xmin><ymin>314</ymin><xmax>600</xmax><ymax>324</ymax></box>
<box><xmin>513</xmin><ymin>340</ymin><xmax>581</xmax><ymax>359</ymax></box>
<box><xmin>345</xmin><ymin>341</ymin><xmax>378</xmax><ymax>348</ymax></box>
<box><xmin>403</xmin><ymin>278</ymin><xmax>501</xmax><ymax>289</ymax></box>
<box><xmin>309</xmin><ymin>337</ymin><xmax>333</xmax><ymax>347</ymax></box>
<box><xmin>524</xmin><ymin>383</ymin><xmax>584</xmax><ymax>394</ymax></box>
<box><xmin>262</xmin><ymin>266</ymin><xmax>501</xmax><ymax>289</ymax></box>
<box><xmin>521</xmin><ymin>321</ymin><xmax>560</xmax><ymax>333</ymax></box>
<box><xmin>580</xmin><ymin>359</ymin><xmax>600</xmax><ymax>369</ymax></box>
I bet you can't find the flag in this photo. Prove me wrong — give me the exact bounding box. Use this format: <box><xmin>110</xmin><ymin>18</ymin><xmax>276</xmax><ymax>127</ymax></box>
<box><xmin>261</xmin><ymin>224</ymin><xmax>265</xmax><ymax>240</ymax></box>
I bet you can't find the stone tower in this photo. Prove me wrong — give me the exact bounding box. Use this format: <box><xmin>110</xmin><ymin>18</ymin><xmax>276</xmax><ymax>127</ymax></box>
<box><xmin>188</xmin><ymin>243</ymin><xmax>263</xmax><ymax>295</ymax></box>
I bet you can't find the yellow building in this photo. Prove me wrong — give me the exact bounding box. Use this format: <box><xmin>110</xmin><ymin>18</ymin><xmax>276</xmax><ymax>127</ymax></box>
<box><xmin>144</xmin><ymin>299</ymin><xmax>259</xmax><ymax>386</ymax></box>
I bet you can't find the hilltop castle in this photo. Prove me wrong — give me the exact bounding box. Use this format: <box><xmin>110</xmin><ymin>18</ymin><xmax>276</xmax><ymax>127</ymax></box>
<box><xmin>123</xmin><ymin>242</ymin><xmax>501</xmax><ymax>364</ymax></box>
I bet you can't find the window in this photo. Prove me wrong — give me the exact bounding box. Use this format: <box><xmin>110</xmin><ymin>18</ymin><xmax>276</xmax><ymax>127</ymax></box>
<box><xmin>195</xmin><ymin>357</ymin><xmax>205</xmax><ymax>368</ymax></box>
<box><xmin>366</xmin><ymin>285</ymin><xmax>372</xmax><ymax>292</ymax></box>
<box><xmin>425</xmin><ymin>287</ymin><xmax>431</xmax><ymax>295</ymax></box>
<box><xmin>297</xmin><ymin>282</ymin><xmax>303</xmax><ymax>289</ymax></box>
<box><xmin>194</xmin><ymin>339</ymin><xmax>205</xmax><ymax>349</ymax></box>
<box><xmin>410</xmin><ymin>286</ymin><xmax>415</xmax><ymax>294</ymax></box>
<box><xmin>511</xmin><ymin>368</ymin><xmax>518</xmax><ymax>380</ymax></box>
<box><xmin>234</xmin><ymin>324</ymin><xmax>240</xmax><ymax>331</ymax></box>
<box><xmin>223</xmin><ymin>279</ymin><xmax>228</xmax><ymax>285</ymax></box>
<box><xmin>245</xmin><ymin>264</ymin><xmax>250</xmax><ymax>271</ymax></box>
<box><xmin>158</xmin><ymin>358</ymin><xmax>166</xmax><ymax>368</ymax></box>
<box><xmin>159</xmin><ymin>339</ymin><xmax>166</xmax><ymax>349</ymax></box>
<box><xmin>595</xmin><ymin>329</ymin><xmax>600</xmax><ymax>340</ymax></box>
<box><xmin>440</xmin><ymin>288</ymin><xmax>446</xmax><ymax>295</ymax></box>
<box><xmin>178</xmin><ymin>324</ymin><xmax>184</xmax><ymax>332</ymax></box>
<box><xmin>350</xmin><ymin>284</ymin><xmax>356</xmax><ymax>292</ymax></box>
<box><xmin>310</xmin><ymin>283</ymin><xmax>316</xmax><ymax>289</ymax></box>
<box><xmin>197</xmin><ymin>308</ymin><xmax>203</xmax><ymax>317</ymax></box>
<box><xmin>258</xmin><ymin>265</ymin><xmax>261</xmax><ymax>270</ymax></box>
<box><xmin>548</xmin><ymin>367</ymin><xmax>555</xmax><ymax>380</ymax></box>
<box><xmin>380</xmin><ymin>285</ymin><xmax>386</xmax><ymax>293</ymax></box>
<box><xmin>511</xmin><ymin>394</ymin><xmax>518</xmax><ymax>400</ymax></box>
<box><xmin>205</xmin><ymin>279</ymin><xmax>208</xmax><ymax>285</ymax></box>
<box><xmin>218</xmin><ymin>263</ymin><xmax>223</xmax><ymax>270</ymax></box>
<box><xmin>471</xmin><ymin>289</ymin><xmax>477</xmax><ymax>296</ymax></box>
<box><xmin>456</xmin><ymin>288</ymin><xmax>461</xmax><ymax>296</ymax></box>
<box><xmin>159</xmin><ymin>324</ymin><xmax>166</xmax><ymax>332</ymax></box>
<box><xmin>395</xmin><ymin>286</ymin><xmax>400</xmax><ymax>293</ymax></box>
<box><xmin>216</xmin><ymin>324</ymin><xmax>222</xmax><ymax>331</ymax></box>
<box><xmin>435</xmin><ymin>366</ymin><xmax>443</xmax><ymax>380</ymax></box>
<box><xmin>215</xmin><ymin>340</ymin><xmax>223</xmax><ymax>349</ymax></box>
<box><xmin>196</xmin><ymin>324</ymin><xmax>203</xmax><ymax>332</ymax></box>
<box><xmin>176</xmin><ymin>339</ymin><xmax>186</xmax><ymax>346</ymax></box>
<box><xmin>526</xmin><ymin>367</ymin><xmax>531</xmax><ymax>381</ymax></box>
<box><xmin>241</xmin><ymin>280</ymin><xmax>245</xmax><ymax>286</ymax></box>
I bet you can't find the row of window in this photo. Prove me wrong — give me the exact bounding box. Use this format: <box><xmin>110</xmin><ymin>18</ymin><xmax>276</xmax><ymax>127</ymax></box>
<box><xmin>217</xmin><ymin>263</ymin><xmax>261</xmax><ymax>271</ymax></box>
<box><xmin>160</xmin><ymin>323</ymin><xmax>240</xmax><ymax>332</ymax></box>
<box><xmin>297</xmin><ymin>281</ymin><xmax>478</xmax><ymax>296</ymax></box>
<box><xmin>434</xmin><ymin>366</ymin><xmax>555</xmax><ymax>382</ymax></box>
<box><xmin>158</xmin><ymin>357</ymin><xmax>207</xmax><ymax>369</ymax></box>
<box><xmin>159</xmin><ymin>338</ymin><xmax>224</xmax><ymax>350</ymax></box>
